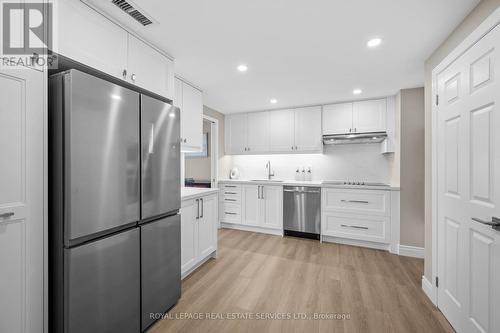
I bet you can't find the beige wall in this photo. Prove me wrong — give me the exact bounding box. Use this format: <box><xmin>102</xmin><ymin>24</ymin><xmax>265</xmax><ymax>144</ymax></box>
<box><xmin>185</xmin><ymin>120</ymin><xmax>212</xmax><ymax>180</ymax></box>
<box><xmin>424</xmin><ymin>0</ymin><xmax>500</xmax><ymax>279</ymax></box>
<box><xmin>400</xmin><ymin>88</ymin><xmax>425</xmax><ymax>247</ymax></box>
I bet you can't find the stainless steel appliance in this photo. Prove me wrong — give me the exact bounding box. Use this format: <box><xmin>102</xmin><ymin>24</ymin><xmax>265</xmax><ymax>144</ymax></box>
<box><xmin>49</xmin><ymin>69</ymin><xmax>180</xmax><ymax>333</ymax></box>
<box><xmin>322</xmin><ymin>131</ymin><xmax>387</xmax><ymax>145</ymax></box>
<box><xmin>283</xmin><ymin>186</ymin><xmax>321</xmax><ymax>239</ymax></box>
<box><xmin>322</xmin><ymin>180</ymin><xmax>390</xmax><ymax>188</ymax></box>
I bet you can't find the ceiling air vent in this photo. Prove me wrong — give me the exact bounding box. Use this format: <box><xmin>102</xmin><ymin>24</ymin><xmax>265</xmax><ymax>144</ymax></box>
<box><xmin>111</xmin><ymin>0</ymin><xmax>153</xmax><ymax>26</ymax></box>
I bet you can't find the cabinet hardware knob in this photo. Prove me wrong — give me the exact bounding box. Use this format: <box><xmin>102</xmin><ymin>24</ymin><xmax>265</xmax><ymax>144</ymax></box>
<box><xmin>131</xmin><ymin>74</ymin><xmax>136</xmax><ymax>82</ymax></box>
<box><xmin>122</xmin><ymin>69</ymin><xmax>127</xmax><ymax>79</ymax></box>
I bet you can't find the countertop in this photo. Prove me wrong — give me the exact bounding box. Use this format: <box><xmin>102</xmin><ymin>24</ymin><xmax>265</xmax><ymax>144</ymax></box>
<box><xmin>219</xmin><ymin>179</ymin><xmax>400</xmax><ymax>191</ymax></box>
<box><xmin>181</xmin><ymin>187</ymin><xmax>219</xmax><ymax>201</ymax></box>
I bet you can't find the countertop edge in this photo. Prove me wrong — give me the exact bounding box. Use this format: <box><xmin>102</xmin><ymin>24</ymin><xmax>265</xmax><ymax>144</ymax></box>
<box><xmin>181</xmin><ymin>188</ymin><xmax>219</xmax><ymax>201</ymax></box>
<box><xmin>218</xmin><ymin>180</ymin><xmax>400</xmax><ymax>191</ymax></box>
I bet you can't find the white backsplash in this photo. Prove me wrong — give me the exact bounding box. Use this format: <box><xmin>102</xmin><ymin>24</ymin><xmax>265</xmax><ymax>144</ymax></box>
<box><xmin>222</xmin><ymin>144</ymin><xmax>395</xmax><ymax>184</ymax></box>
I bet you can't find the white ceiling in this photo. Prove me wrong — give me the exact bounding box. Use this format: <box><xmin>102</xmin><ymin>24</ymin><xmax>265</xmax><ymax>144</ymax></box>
<box><xmin>97</xmin><ymin>0</ymin><xmax>480</xmax><ymax>113</ymax></box>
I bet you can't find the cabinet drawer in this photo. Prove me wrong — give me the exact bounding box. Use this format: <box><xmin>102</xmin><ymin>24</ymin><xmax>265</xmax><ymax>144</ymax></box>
<box><xmin>322</xmin><ymin>189</ymin><xmax>390</xmax><ymax>216</ymax></box>
<box><xmin>220</xmin><ymin>202</ymin><xmax>241</xmax><ymax>223</ymax></box>
<box><xmin>322</xmin><ymin>213</ymin><xmax>389</xmax><ymax>243</ymax></box>
<box><xmin>221</xmin><ymin>184</ymin><xmax>241</xmax><ymax>191</ymax></box>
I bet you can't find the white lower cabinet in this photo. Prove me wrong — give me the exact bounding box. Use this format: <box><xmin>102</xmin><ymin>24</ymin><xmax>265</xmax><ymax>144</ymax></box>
<box><xmin>321</xmin><ymin>188</ymin><xmax>391</xmax><ymax>244</ymax></box>
<box><xmin>220</xmin><ymin>183</ymin><xmax>282</xmax><ymax>232</ymax></box>
<box><xmin>181</xmin><ymin>193</ymin><xmax>218</xmax><ymax>278</ymax></box>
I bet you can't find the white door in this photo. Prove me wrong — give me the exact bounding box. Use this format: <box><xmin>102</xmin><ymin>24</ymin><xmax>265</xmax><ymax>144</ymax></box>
<box><xmin>247</xmin><ymin>111</ymin><xmax>269</xmax><ymax>153</ymax></box>
<box><xmin>127</xmin><ymin>34</ymin><xmax>173</xmax><ymax>98</ymax></box>
<box><xmin>58</xmin><ymin>0</ymin><xmax>128</xmax><ymax>80</ymax></box>
<box><xmin>352</xmin><ymin>99</ymin><xmax>386</xmax><ymax>133</ymax></box>
<box><xmin>181</xmin><ymin>199</ymin><xmax>198</xmax><ymax>274</ymax></box>
<box><xmin>294</xmin><ymin>106</ymin><xmax>322</xmax><ymax>152</ymax></box>
<box><xmin>198</xmin><ymin>195</ymin><xmax>217</xmax><ymax>258</ymax></box>
<box><xmin>242</xmin><ymin>185</ymin><xmax>260</xmax><ymax>226</ymax></box>
<box><xmin>0</xmin><ymin>68</ymin><xmax>44</xmax><ymax>332</ymax></box>
<box><xmin>225</xmin><ymin>114</ymin><xmax>248</xmax><ymax>154</ymax></box>
<box><xmin>181</xmin><ymin>82</ymin><xmax>203</xmax><ymax>151</ymax></box>
<box><xmin>268</xmin><ymin>109</ymin><xmax>295</xmax><ymax>152</ymax></box>
<box><xmin>436</xmin><ymin>24</ymin><xmax>500</xmax><ymax>333</ymax></box>
<box><xmin>322</xmin><ymin>102</ymin><xmax>353</xmax><ymax>134</ymax></box>
<box><xmin>262</xmin><ymin>186</ymin><xmax>282</xmax><ymax>229</ymax></box>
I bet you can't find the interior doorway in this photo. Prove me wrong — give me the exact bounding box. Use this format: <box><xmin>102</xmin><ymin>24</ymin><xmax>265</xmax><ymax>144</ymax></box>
<box><xmin>183</xmin><ymin>115</ymin><xmax>218</xmax><ymax>188</ymax></box>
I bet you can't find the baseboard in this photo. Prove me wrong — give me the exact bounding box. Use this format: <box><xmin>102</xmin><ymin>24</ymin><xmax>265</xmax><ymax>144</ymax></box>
<box><xmin>321</xmin><ymin>235</ymin><xmax>390</xmax><ymax>251</ymax></box>
<box><xmin>181</xmin><ymin>250</ymin><xmax>216</xmax><ymax>280</ymax></box>
<box><xmin>422</xmin><ymin>275</ymin><xmax>437</xmax><ymax>305</ymax></box>
<box><xmin>398</xmin><ymin>244</ymin><xmax>425</xmax><ymax>258</ymax></box>
<box><xmin>220</xmin><ymin>223</ymin><xmax>283</xmax><ymax>236</ymax></box>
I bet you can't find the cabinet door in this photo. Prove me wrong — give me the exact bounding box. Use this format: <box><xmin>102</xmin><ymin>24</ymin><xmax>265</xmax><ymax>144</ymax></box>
<box><xmin>198</xmin><ymin>195</ymin><xmax>217</xmax><ymax>259</ymax></box>
<box><xmin>180</xmin><ymin>199</ymin><xmax>198</xmax><ymax>274</ymax></box>
<box><xmin>352</xmin><ymin>99</ymin><xmax>386</xmax><ymax>133</ymax></box>
<box><xmin>268</xmin><ymin>109</ymin><xmax>295</xmax><ymax>152</ymax></box>
<box><xmin>294</xmin><ymin>106</ymin><xmax>322</xmax><ymax>152</ymax></box>
<box><xmin>262</xmin><ymin>186</ymin><xmax>283</xmax><ymax>229</ymax></box>
<box><xmin>247</xmin><ymin>111</ymin><xmax>269</xmax><ymax>153</ymax></box>
<box><xmin>128</xmin><ymin>34</ymin><xmax>173</xmax><ymax>98</ymax></box>
<box><xmin>182</xmin><ymin>82</ymin><xmax>203</xmax><ymax>151</ymax></box>
<box><xmin>322</xmin><ymin>102</ymin><xmax>353</xmax><ymax>134</ymax></box>
<box><xmin>0</xmin><ymin>67</ymin><xmax>44</xmax><ymax>333</ymax></box>
<box><xmin>225</xmin><ymin>114</ymin><xmax>248</xmax><ymax>154</ymax></box>
<box><xmin>242</xmin><ymin>185</ymin><xmax>260</xmax><ymax>226</ymax></box>
<box><xmin>58</xmin><ymin>0</ymin><xmax>128</xmax><ymax>80</ymax></box>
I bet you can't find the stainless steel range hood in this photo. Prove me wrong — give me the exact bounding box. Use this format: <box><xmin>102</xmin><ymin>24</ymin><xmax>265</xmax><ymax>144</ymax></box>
<box><xmin>323</xmin><ymin>132</ymin><xmax>387</xmax><ymax>145</ymax></box>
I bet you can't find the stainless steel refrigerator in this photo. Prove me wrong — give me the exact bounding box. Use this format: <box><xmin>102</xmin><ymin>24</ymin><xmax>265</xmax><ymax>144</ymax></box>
<box><xmin>49</xmin><ymin>69</ymin><xmax>181</xmax><ymax>333</ymax></box>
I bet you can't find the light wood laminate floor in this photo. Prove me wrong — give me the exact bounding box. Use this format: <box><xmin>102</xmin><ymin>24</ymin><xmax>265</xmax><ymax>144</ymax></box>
<box><xmin>150</xmin><ymin>229</ymin><xmax>454</xmax><ymax>333</ymax></box>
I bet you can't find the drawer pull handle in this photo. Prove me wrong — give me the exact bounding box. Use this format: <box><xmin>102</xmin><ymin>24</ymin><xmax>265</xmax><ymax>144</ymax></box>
<box><xmin>225</xmin><ymin>192</ymin><xmax>237</xmax><ymax>195</ymax></box>
<box><xmin>0</xmin><ymin>212</ymin><xmax>14</xmax><ymax>218</ymax></box>
<box><xmin>341</xmin><ymin>224</ymin><xmax>369</xmax><ymax>230</ymax></box>
<box><xmin>225</xmin><ymin>212</ymin><xmax>237</xmax><ymax>215</ymax></box>
<box><xmin>225</xmin><ymin>199</ymin><xmax>237</xmax><ymax>202</ymax></box>
<box><xmin>225</xmin><ymin>185</ymin><xmax>237</xmax><ymax>188</ymax></box>
<box><xmin>341</xmin><ymin>200</ymin><xmax>369</xmax><ymax>204</ymax></box>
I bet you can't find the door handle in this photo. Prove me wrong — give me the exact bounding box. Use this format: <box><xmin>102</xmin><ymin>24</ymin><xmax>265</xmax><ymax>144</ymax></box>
<box><xmin>261</xmin><ymin>187</ymin><xmax>265</xmax><ymax>200</ymax></box>
<box><xmin>0</xmin><ymin>212</ymin><xmax>14</xmax><ymax>218</ymax></box>
<box><xmin>341</xmin><ymin>224</ymin><xmax>369</xmax><ymax>230</ymax></box>
<box><xmin>341</xmin><ymin>199</ymin><xmax>369</xmax><ymax>204</ymax></box>
<box><xmin>472</xmin><ymin>217</ymin><xmax>500</xmax><ymax>231</ymax></box>
<box><xmin>200</xmin><ymin>198</ymin><xmax>204</xmax><ymax>218</ymax></box>
<box><xmin>196</xmin><ymin>199</ymin><xmax>199</xmax><ymax>219</ymax></box>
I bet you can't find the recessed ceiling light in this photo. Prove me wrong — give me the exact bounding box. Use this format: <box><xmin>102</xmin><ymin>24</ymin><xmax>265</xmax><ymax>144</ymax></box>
<box><xmin>237</xmin><ymin>64</ymin><xmax>248</xmax><ymax>72</ymax></box>
<box><xmin>353</xmin><ymin>89</ymin><xmax>362</xmax><ymax>95</ymax></box>
<box><xmin>367</xmin><ymin>38</ymin><xmax>382</xmax><ymax>48</ymax></box>
<box><xmin>270</xmin><ymin>99</ymin><xmax>277</xmax><ymax>104</ymax></box>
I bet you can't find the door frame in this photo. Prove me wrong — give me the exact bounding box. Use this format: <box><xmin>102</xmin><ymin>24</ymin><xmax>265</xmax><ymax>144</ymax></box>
<box><xmin>203</xmin><ymin>114</ymin><xmax>219</xmax><ymax>188</ymax></box>
<box><xmin>430</xmin><ymin>6</ymin><xmax>500</xmax><ymax>307</ymax></box>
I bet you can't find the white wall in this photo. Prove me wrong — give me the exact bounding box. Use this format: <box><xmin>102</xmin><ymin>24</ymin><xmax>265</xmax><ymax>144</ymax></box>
<box><xmin>224</xmin><ymin>144</ymin><xmax>395</xmax><ymax>183</ymax></box>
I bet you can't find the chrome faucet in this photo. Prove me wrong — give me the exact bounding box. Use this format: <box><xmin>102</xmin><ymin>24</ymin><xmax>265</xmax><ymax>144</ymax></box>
<box><xmin>266</xmin><ymin>160</ymin><xmax>275</xmax><ymax>180</ymax></box>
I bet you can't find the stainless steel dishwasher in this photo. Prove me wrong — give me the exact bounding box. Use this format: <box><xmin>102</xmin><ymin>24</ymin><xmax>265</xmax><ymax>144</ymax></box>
<box><xmin>283</xmin><ymin>186</ymin><xmax>321</xmax><ymax>240</ymax></box>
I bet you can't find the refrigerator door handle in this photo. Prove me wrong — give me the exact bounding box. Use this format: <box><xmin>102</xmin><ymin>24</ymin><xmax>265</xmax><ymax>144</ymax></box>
<box><xmin>148</xmin><ymin>123</ymin><xmax>155</xmax><ymax>154</ymax></box>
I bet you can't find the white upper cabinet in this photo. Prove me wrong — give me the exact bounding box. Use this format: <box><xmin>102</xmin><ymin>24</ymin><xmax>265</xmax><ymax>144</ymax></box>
<box><xmin>268</xmin><ymin>109</ymin><xmax>295</xmax><ymax>152</ymax></box>
<box><xmin>58</xmin><ymin>0</ymin><xmax>128</xmax><ymax>79</ymax></box>
<box><xmin>127</xmin><ymin>35</ymin><xmax>174</xmax><ymax>99</ymax></box>
<box><xmin>247</xmin><ymin>112</ymin><xmax>269</xmax><ymax>153</ymax></box>
<box><xmin>175</xmin><ymin>78</ymin><xmax>203</xmax><ymax>151</ymax></box>
<box><xmin>225</xmin><ymin>113</ymin><xmax>248</xmax><ymax>154</ymax></box>
<box><xmin>323</xmin><ymin>99</ymin><xmax>387</xmax><ymax>135</ymax></box>
<box><xmin>352</xmin><ymin>99</ymin><xmax>387</xmax><ymax>133</ymax></box>
<box><xmin>323</xmin><ymin>102</ymin><xmax>353</xmax><ymax>134</ymax></box>
<box><xmin>58</xmin><ymin>0</ymin><xmax>174</xmax><ymax>99</ymax></box>
<box><xmin>294</xmin><ymin>106</ymin><xmax>322</xmax><ymax>152</ymax></box>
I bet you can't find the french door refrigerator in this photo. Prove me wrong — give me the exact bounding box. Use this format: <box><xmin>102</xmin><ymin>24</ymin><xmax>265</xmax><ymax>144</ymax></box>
<box><xmin>49</xmin><ymin>69</ymin><xmax>180</xmax><ymax>333</ymax></box>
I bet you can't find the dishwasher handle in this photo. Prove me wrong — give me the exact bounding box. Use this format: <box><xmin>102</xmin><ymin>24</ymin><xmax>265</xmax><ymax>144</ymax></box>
<box><xmin>284</xmin><ymin>189</ymin><xmax>320</xmax><ymax>194</ymax></box>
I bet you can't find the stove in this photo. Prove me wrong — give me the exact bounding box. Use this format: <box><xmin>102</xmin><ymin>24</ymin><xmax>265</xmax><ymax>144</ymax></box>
<box><xmin>322</xmin><ymin>180</ymin><xmax>390</xmax><ymax>187</ymax></box>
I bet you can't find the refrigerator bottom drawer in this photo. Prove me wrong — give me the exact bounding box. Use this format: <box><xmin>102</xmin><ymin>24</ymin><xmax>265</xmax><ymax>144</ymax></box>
<box><xmin>141</xmin><ymin>214</ymin><xmax>181</xmax><ymax>331</ymax></box>
<box><xmin>65</xmin><ymin>228</ymin><xmax>140</xmax><ymax>333</ymax></box>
